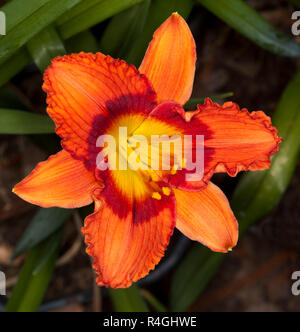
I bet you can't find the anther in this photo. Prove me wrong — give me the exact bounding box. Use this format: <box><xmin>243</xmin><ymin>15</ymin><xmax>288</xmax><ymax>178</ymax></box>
<box><xmin>162</xmin><ymin>187</ymin><xmax>171</xmax><ymax>196</ymax></box>
<box><xmin>152</xmin><ymin>192</ymin><xmax>162</xmax><ymax>200</ymax></box>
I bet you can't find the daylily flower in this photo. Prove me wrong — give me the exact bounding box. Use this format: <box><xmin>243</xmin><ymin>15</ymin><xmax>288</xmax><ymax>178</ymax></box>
<box><xmin>13</xmin><ymin>13</ymin><xmax>281</xmax><ymax>288</ymax></box>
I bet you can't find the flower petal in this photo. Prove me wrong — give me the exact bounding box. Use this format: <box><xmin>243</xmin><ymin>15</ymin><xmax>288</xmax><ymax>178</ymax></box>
<box><xmin>13</xmin><ymin>150</ymin><xmax>99</xmax><ymax>208</ymax></box>
<box><xmin>198</xmin><ymin>99</ymin><xmax>282</xmax><ymax>176</ymax></box>
<box><xmin>174</xmin><ymin>182</ymin><xmax>238</xmax><ymax>253</ymax></box>
<box><xmin>139</xmin><ymin>13</ymin><xmax>196</xmax><ymax>105</ymax></box>
<box><xmin>82</xmin><ymin>188</ymin><xmax>175</xmax><ymax>288</ymax></box>
<box><xmin>171</xmin><ymin>99</ymin><xmax>282</xmax><ymax>190</ymax></box>
<box><xmin>43</xmin><ymin>53</ymin><xmax>156</xmax><ymax>162</ymax></box>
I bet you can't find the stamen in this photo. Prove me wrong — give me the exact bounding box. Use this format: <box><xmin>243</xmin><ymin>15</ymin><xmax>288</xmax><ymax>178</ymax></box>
<box><xmin>150</xmin><ymin>171</ymin><xmax>160</xmax><ymax>182</ymax></box>
<box><xmin>162</xmin><ymin>187</ymin><xmax>171</xmax><ymax>196</ymax></box>
<box><xmin>152</xmin><ymin>192</ymin><xmax>162</xmax><ymax>200</ymax></box>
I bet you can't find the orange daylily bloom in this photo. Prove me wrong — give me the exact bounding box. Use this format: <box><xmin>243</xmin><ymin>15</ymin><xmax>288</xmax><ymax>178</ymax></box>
<box><xmin>13</xmin><ymin>13</ymin><xmax>281</xmax><ymax>288</ymax></box>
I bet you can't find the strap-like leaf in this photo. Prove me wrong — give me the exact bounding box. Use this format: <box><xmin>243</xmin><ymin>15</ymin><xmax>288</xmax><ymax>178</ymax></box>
<box><xmin>26</xmin><ymin>26</ymin><xmax>66</xmax><ymax>72</ymax></box>
<box><xmin>231</xmin><ymin>71</ymin><xmax>300</xmax><ymax>232</ymax></box>
<box><xmin>171</xmin><ymin>247</ymin><xmax>223</xmax><ymax>312</ymax></box>
<box><xmin>109</xmin><ymin>284</ymin><xmax>149</xmax><ymax>312</ymax></box>
<box><xmin>65</xmin><ymin>30</ymin><xmax>99</xmax><ymax>53</ymax></box>
<box><xmin>57</xmin><ymin>0</ymin><xmax>144</xmax><ymax>40</ymax></box>
<box><xmin>198</xmin><ymin>0</ymin><xmax>300</xmax><ymax>57</ymax></box>
<box><xmin>100</xmin><ymin>0</ymin><xmax>151</xmax><ymax>59</ymax></box>
<box><xmin>0</xmin><ymin>109</ymin><xmax>54</xmax><ymax>134</ymax></box>
<box><xmin>0</xmin><ymin>0</ymin><xmax>83</xmax><ymax>66</ymax></box>
<box><xmin>5</xmin><ymin>232</ymin><xmax>61</xmax><ymax>312</ymax></box>
<box><xmin>12</xmin><ymin>208</ymin><xmax>73</xmax><ymax>261</ymax></box>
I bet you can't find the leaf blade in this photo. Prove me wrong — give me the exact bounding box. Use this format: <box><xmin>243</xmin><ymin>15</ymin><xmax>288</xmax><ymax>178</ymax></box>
<box><xmin>100</xmin><ymin>0</ymin><xmax>151</xmax><ymax>59</ymax></box>
<box><xmin>0</xmin><ymin>0</ymin><xmax>82</xmax><ymax>66</ymax></box>
<box><xmin>197</xmin><ymin>0</ymin><xmax>300</xmax><ymax>57</ymax></box>
<box><xmin>0</xmin><ymin>109</ymin><xmax>55</xmax><ymax>134</ymax></box>
<box><xmin>58</xmin><ymin>0</ymin><xmax>144</xmax><ymax>40</ymax></box>
<box><xmin>6</xmin><ymin>232</ymin><xmax>61</xmax><ymax>312</ymax></box>
<box><xmin>109</xmin><ymin>284</ymin><xmax>149</xmax><ymax>312</ymax></box>
<box><xmin>12</xmin><ymin>208</ymin><xmax>72</xmax><ymax>261</ymax></box>
<box><xmin>26</xmin><ymin>26</ymin><xmax>66</xmax><ymax>72</ymax></box>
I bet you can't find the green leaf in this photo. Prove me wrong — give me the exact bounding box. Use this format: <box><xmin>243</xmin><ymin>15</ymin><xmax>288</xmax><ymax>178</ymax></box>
<box><xmin>109</xmin><ymin>284</ymin><xmax>149</xmax><ymax>312</ymax></box>
<box><xmin>231</xmin><ymin>70</ymin><xmax>300</xmax><ymax>232</ymax></box>
<box><xmin>100</xmin><ymin>0</ymin><xmax>151</xmax><ymax>59</ymax></box>
<box><xmin>0</xmin><ymin>109</ymin><xmax>55</xmax><ymax>134</ymax></box>
<box><xmin>6</xmin><ymin>232</ymin><xmax>61</xmax><ymax>312</ymax></box>
<box><xmin>0</xmin><ymin>0</ymin><xmax>83</xmax><ymax>66</ymax></box>
<box><xmin>171</xmin><ymin>247</ymin><xmax>223</xmax><ymax>312</ymax></box>
<box><xmin>32</xmin><ymin>231</ymin><xmax>63</xmax><ymax>275</ymax></box>
<box><xmin>58</xmin><ymin>0</ymin><xmax>144</xmax><ymax>40</ymax></box>
<box><xmin>26</xmin><ymin>26</ymin><xmax>66</xmax><ymax>72</ymax></box>
<box><xmin>12</xmin><ymin>208</ymin><xmax>73</xmax><ymax>261</ymax></box>
<box><xmin>197</xmin><ymin>0</ymin><xmax>300</xmax><ymax>57</ymax></box>
<box><xmin>0</xmin><ymin>10</ymin><xmax>96</xmax><ymax>87</ymax></box>
<box><xmin>127</xmin><ymin>0</ymin><xmax>195</xmax><ymax>66</ymax></box>
<box><xmin>65</xmin><ymin>30</ymin><xmax>99</xmax><ymax>53</ymax></box>
<box><xmin>170</xmin><ymin>70</ymin><xmax>300</xmax><ymax>311</ymax></box>
<box><xmin>0</xmin><ymin>49</ymin><xmax>31</xmax><ymax>88</ymax></box>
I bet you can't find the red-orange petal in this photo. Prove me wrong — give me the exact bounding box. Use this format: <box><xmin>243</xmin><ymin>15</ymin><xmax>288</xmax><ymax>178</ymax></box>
<box><xmin>171</xmin><ymin>99</ymin><xmax>282</xmax><ymax>190</ymax></box>
<box><xmin>82</xmin><ymin>189</ymin><xmax>175</xmax><ymax>288</ymax></box>
<box><xmin>139</xmin><ymin>13</ymin><xmax>196</xmax><ymax>105</ymax></box>
<box><xmin>174</xmin><ymin>182</ymin><xmax>238</xmax><ymax>253</ymax></box>
<box><xmin>43</xmin><ymin>53</ymin><xmax>156</xmax><ymax>162</ymax></box>
<box><xmin>199</xmin><ymin>99</ymin><xmax>282</xmax><ymax>176</ymax></box>
<box><xmin>13</xmin><ymin>150</ymin><xmax>100</xmax><ymax>208</ymax></box>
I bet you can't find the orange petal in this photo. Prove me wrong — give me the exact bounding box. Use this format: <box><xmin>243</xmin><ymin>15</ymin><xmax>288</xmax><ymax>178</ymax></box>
<box><xmin>82</xmin><ymin>190</ymin><xmax>175</xmax><ymax>288</ymax></box>
<box><xmin>174</xmin><ymin>182</ymin><xmax>238</xmax><ymax>253</ymax></box>
<box><xmin>198</xmin><ymin>99</ymin><xmax>282</xmax><ymax>178</ymax></box>
<box><xmin>13</xmin><ymin>150</ymin><xmax>100</xmax><ymax>208</ymax></box>
<box><xmin>139</xmin><ymin>13</ymin><xmax>196</xmax><ymax>105</ymax></box>
<box><xmin>171</xmin><ymin>99</ymin><xmax>282</xmax><ymax>190</ymax></box>
<box><xmin>43</xmin><ymin>53</ymin><xmax>156</xmax><ymax>161</ymax></box>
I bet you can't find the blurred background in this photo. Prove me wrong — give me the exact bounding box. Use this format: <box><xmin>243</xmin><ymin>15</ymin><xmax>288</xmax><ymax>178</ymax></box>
<box><xmin>1</xmin><ymin>0</ymin><xmax>300</xmax><ymax>312</ymax></box>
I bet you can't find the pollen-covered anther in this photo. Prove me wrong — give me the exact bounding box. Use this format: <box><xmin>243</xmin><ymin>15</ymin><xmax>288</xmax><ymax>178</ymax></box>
<box><xmin>152</xmin><ymin>192</ymin><xmax>162</xmax><ymax>200</ymax></box>
<box><xmin>150</xmin><ymin>171</ymin><xmax>160</xmax><ymax>182</ymax></box>
<box><xmin>162</xmin><ymin>187</ymin><xmax>171</xmax><ymax>196</ymax></box>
